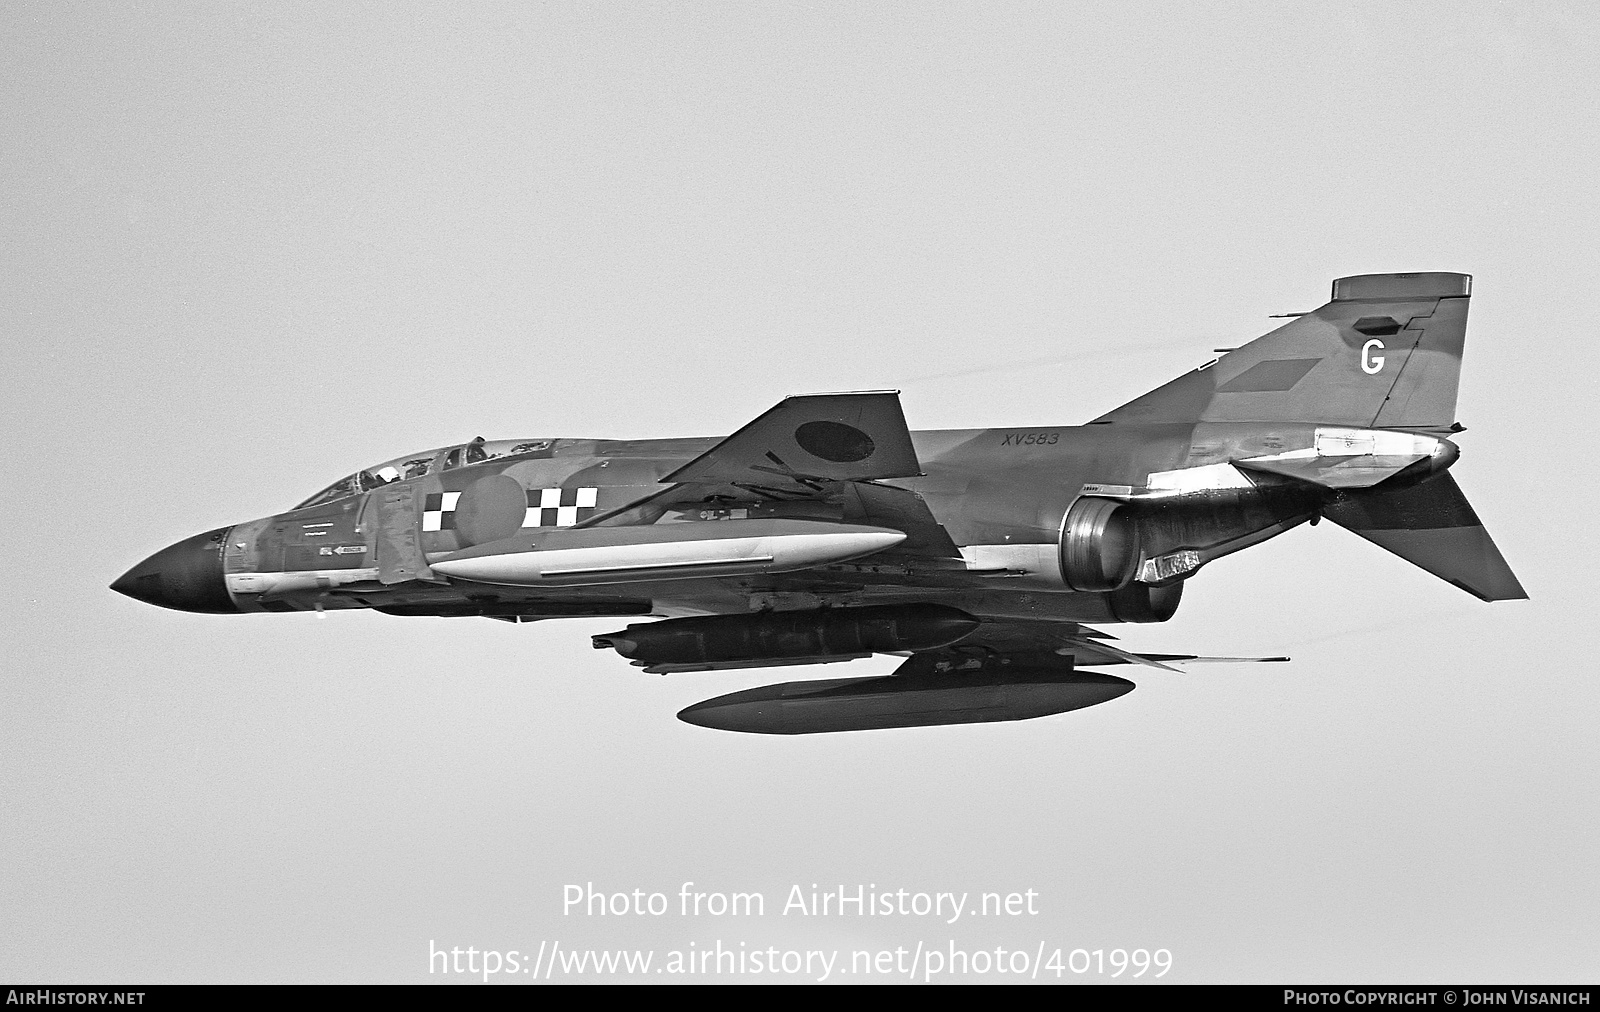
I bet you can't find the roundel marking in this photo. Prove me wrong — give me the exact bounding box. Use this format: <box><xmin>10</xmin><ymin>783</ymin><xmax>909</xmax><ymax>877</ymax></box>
<box><xmin>453</xmin><ymin>473</ymin><xmax>528</xmax><ymax>547</ymax></box>
<box><xmin>794</xmin><ymin>421</ymin><xmax>875</xmax><ymax>463</ymax></box>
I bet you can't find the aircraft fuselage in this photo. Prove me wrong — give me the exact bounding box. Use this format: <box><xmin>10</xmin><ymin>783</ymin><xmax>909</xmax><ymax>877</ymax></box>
<box><xmin>114</xmin><ymin>419</ymin><xmax>1435</xmax><ymax>625</ymax></box>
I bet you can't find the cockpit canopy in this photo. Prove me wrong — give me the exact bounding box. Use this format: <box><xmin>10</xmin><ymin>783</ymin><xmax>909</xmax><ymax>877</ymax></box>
<box><xmin>293</xmin><ymin>437</ymin><xmax>555</xmax><ymax>510</ymax></box>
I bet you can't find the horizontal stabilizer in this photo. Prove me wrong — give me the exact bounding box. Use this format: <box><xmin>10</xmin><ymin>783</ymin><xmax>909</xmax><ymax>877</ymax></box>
<box><xmin>1237</xmin><ymin>453</ymin><xmax>1427</xmax><ymax>489</ymax></box>
<box><xmin>1236</xmin><ymin>427</ymin><xmax>1453</xmax><ymax>490</ymax></box>
<box><xmin>1323</xmin><ymin>473</ymin><xmax>1527</xmax><ymax>601</ymax></box>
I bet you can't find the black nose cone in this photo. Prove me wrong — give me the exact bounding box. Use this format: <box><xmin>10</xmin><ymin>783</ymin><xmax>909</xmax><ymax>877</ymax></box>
<box><xmin>112</xmin><ymin>527</ymin><xmax>238</xmax><ymax>614</ymax></box>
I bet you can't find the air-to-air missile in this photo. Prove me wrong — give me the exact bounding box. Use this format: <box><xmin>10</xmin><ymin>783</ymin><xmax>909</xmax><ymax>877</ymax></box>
<box><xmin>114</xmin><ymin>272</ymin><xmax>1525</xmax><ymax>733</ymax></box>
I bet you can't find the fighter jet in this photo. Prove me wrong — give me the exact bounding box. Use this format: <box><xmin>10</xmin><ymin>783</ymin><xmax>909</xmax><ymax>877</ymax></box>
<box><xmin>113</xmin><ymin>272</ymin><xmax>1525</xmax><ymax>733</ymax></box>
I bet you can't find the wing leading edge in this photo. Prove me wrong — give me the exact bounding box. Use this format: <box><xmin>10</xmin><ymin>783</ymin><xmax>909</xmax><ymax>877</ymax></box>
<box><xmin>663</xmin><ymin>390</ymin><xmax>922</xmax><ymax>486</ymax></box>
<box><xmin>578</xmin><ymin>391</ymin><xmax>959</xmax><ymax>560</ymax></box>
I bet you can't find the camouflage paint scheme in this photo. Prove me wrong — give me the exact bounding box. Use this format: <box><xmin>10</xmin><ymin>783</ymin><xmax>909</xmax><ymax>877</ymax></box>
<box><xmin>114</xmin><ymin>273</ymin><xmax>1526</xmax><ymax>731</ymax></box>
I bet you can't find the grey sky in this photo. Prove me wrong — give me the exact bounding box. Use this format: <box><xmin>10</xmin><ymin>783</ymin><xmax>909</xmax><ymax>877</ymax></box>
<box><xmin>3</xmin><ymin>2</ymin><xmax>1597</xmax><ymax>982</ymax></box>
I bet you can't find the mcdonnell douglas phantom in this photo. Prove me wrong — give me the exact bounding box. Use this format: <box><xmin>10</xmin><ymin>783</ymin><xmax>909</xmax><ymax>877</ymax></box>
<box><xmin>114</xmin><ymin>272</ymin><xmax>1525</xmax><ymax>733</ymax></box>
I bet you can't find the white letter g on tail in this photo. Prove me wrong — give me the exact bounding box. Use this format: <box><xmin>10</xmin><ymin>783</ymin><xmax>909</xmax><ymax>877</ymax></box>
<box><xmin>1361</xmin><ymin>339</ymin><xmax>1385</xmax><ymax>374</ymax></box>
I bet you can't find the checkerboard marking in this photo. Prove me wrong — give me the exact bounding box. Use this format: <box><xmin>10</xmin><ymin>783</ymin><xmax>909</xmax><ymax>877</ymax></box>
<box><xmin>422</xmin><ymin>487</ymin><xmax>599</xmax><ymax>532</ymax></box>
<box><xmin>523</xmin><ymin>486</ymin><xmax>599</xmax><ymax>528</ymax></box>
<box><xmin>421</xmin><ymin>491</ymin><xmax>461</xmax><ymax>531</ymax></box>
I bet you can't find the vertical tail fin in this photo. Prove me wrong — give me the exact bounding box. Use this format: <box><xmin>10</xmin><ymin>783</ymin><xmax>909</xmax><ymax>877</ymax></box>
<box><xmin>1094</xmin><ymin>272</ymin><xmax>1471</xmax><ymax>429</ymax></box>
